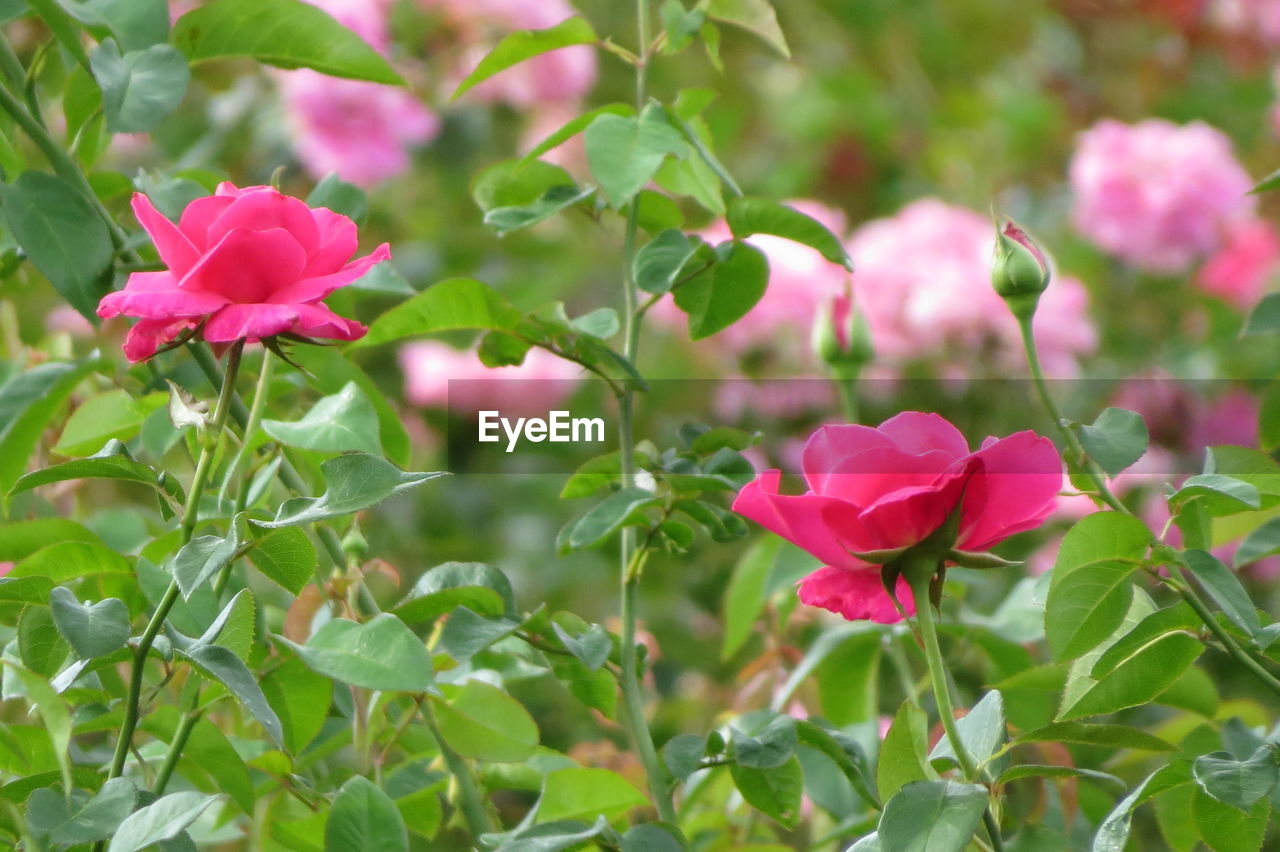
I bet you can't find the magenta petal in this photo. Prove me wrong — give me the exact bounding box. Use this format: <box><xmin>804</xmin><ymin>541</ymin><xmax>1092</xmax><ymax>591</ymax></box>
<box><xmin>98</xmin><ymin>272</ymin><xmax>227</xmax><ymax>320</ymax></box>
<box><xmin>268</xmin><ymin>243</ymin><xmax>390</xmax><ymax>305</ymax></box>
<box><xmin>731</xmin><ymin>471</ymin><xmax>864</xmax><ymax>569</ymax></box>
<box><xmin>821</xmin><ymin>446</ymin><xmax>956</xmax><ymax>506</ymax></box>
<box><xmin>121</xmin><ymin>317</ymin><xmax>198</xmax><ymax>362</ymax></box>
<box><xmin>177</xmin><ymin>194</ymin><xmax>236</xmax><ymax>250</ymax></box>
<box><xmin>876</xmin><ymin>411</ymin><xmax>971</xmax><ymax>460</ymax></box>
<box><xmin>204</xmin><ymin>303</ymin><xmax>299</xmax><ymax>342</ymax></box>
<box><xmin>181</xmin><ymin>227</ymin><xmax>308</xmax><ymax>304</ymax></box>
<box><xmin>957</xmin><ymin>431</ymin><xmax>1063</xmax><ymax>551</ymax></box>
<box><xmin>802</xmin><ymin>424</ymin><xmax>895</xmax><ymax>493</ymax></box>
<box><xmin>287</xmin><ymin>303</ymin><xmax>367</xmax><ymax>341</ymax></box>
<box><xmin>797</xmin><ymin>565</ymin><xmax>915</xmax><ymax>624</ymax></box>
<box><xmin>131</xmin><ymin>194</ymin><xmax>200</xmax><ymax>277</ymax></box>
<box><xmin>303</xmin><ymin>206</ymin><xmax>360</xmax><ymax>276</ymax></box>
<box><xmin>204</xmin><ymin>189</ymin><xmax>321</xmax><ymax>258</ymax></box>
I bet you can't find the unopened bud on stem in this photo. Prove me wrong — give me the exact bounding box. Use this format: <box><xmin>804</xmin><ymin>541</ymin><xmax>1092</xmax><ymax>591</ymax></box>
<box><xmin>992</xmin><ymin>219</ymin><xmax>1051</xmax><ymax>322</ymax></box>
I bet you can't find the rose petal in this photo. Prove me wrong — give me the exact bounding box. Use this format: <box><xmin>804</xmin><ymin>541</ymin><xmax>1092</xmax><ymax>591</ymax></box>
<box><xmin>131</xmin><ymin>194</ymin><xmax>200</xmax><ymax>277</ymax></box>
<box><xmin>204</xmin><ymin>188</ymin><xmax>321</xmax><ymax>258</ymax></box>
<box><xmin>877</xmin><ymin>411</ymin><xmax>971</xmax><ymax>460</ymax></box>
<box><xmin>957</xmin><ymin>431</ymin><xmax>1063</xmax><ymax>551</ymax></box>
<box><xmin>303</xmin><ymin>206</ymin><xmax>360</xmax><ymax>276</ymax></box>
<box><xmin>268</xmin><ymin>243</ymin><xmax>390</xmax><ymax>305</ymax></box>
<box><xmin>288</xmin><ymin>302</ymin><xmax>368</xmax><ymax>341</ymax></box>
<box><xmin>802</xmin><ymin>424</ymin><xmax>895</xmax><ymax>493</ymax></box>
<box><xmin>204</xmin><ymin>303</ymin><xmax>299</xmax><ymax>342</ymax></box>
<box><xmin>98</xmin><ymin>272</ymin><xmax>227</xmax><ymax>320</ymax></box>
<box><xmin>180</xmin><ymin>227</ymin><xmax>308</xmax><ymax>304</ymax></box>
<box><xmin>824</xmin><ymin>461</ymin><xmax>975</xmax><ymax>553</ymax></box>
<box><xmin>122</xmin><ymin>317</ymin><xmax>198</xmax><ymax>362</ymax></box>
<box><xmin>731</xmin><ymin>470</ymin><xmax>864</xmax><ymax>569</ymax></box>
<box><xmin>820</xmin><ymin>446</ymin><xmax>956</xmax><ymax>506</ymax></box>
<box><xmin>797</xmin><ymin>565</ymin><xmax>914</xmax><ymax>624</ymax></box>
<box><xmin>178</xmin><ymin>194</ymin><xmax>236</xmax><ymax>250</ymax></box>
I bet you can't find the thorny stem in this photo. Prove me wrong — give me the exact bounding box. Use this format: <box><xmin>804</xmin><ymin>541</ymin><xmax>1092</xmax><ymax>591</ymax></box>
<box><xmin>421</xmin><ymin>698</ymin><xmax>494</xmax><ymax>837</ymax></box>
<box><xmin>104</xmin><ymin>341</ymin><xmax>245</xmax><ymax>787</ymax></box>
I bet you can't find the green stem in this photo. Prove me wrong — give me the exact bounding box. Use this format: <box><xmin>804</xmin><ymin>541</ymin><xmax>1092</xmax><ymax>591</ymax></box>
<box><xmin>221</xmin><ymin>349</ymin><xmax>275</xmax><ymax>511</ymax></box>
<box><xmin>153</xmin><ymin>699</ymin><xmax>202</xmax><ymax>795</ymax></box>
<box><xmin>421</xmin><ymin>699</ymin><xmax>494</xmax><ymax>837</ymax></box>
<box><xmin>833</xmin><ymin>367</ymin><xmax>860</xmax><ymax>423</ymax></box>
<box><xmin>105</xmin><ymin>342</ymin><xmax>244</xmax><ymax>783</ymax></box>
<box><xmin>906</xmin><ymin>569</ymin><xmax>1004</xmax><ymax>852</ymax></box>
<box><xmin>1171</xmin><ymin>567</ymin><xmax>1280</xmax><ymax>700</ymax></box>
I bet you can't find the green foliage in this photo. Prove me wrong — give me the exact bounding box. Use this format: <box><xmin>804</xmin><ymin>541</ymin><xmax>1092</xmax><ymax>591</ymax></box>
<box><xmin>325</xmin><ymin>776</ymin><xmax>408</xmax><ymax>852</ymax></box>
<box><xmin>451</xmin><ymin>17</ymin><xmax>597</xmax><ymax>100</ymax></box>
<box><xmin>1077</xmin><ymin>407</ymin><xmax>1149</xmax><ymax>476</ymax></box>
<box><xmin>278</xmin><ymin>614</ymin><xmax>433</xmax><ymax>692</ymax></box>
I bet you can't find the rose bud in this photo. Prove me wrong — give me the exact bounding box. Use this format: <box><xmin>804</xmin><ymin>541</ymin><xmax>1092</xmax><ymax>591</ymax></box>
<box><xmin>992</xmin><ymin>219</ymin><xmax>1050</xmax><ymax>321</ymax></box>
<box><xmin>812</xmin><ymin>286</ymin><xmax>874</xmax><ymax>371</ymax></box>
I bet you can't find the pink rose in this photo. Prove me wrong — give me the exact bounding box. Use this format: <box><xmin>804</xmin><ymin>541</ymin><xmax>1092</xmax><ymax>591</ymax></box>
<box><xmin>98</xmin><ymin>183</ymin><xmax>387</xmax><ymax>361</ymax></box>
<box><xmin>732</xmin><ymin>412</ymin><xmax>1062</xmax><ymax>623</ymax></box>
<box><xmin>1196</xmin><ymin>218</ymin><xmax>1280</xmax><ymax>309</ymax></box>
<box><xmin>399</xmin><ymin>340</ymin><xmax>581</xmax><ymax>419</ymax></box>
<box><xmin>1068</xmin><ymin>118</ymin><xmax>1254</xmax><ymax>273</ymax></box>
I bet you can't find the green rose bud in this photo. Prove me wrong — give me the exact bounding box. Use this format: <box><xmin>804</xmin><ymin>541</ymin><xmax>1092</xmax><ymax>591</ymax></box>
<box><xmin>812</xmin><ymin>287</ymin><xmax>874</xmax><ymax>372</ymax></box>
<box><xmin>992</xmin><ymin>219</ymin><xmax>1051</xmax><ymax>322</ymax></box>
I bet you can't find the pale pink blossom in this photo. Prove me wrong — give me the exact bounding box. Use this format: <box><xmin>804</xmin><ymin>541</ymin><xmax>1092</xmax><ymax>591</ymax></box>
<box><xmin>846</xmin><ymin>199</ymin><xmax>1096</xmax><ymax>375</ymax></box>
<box><xmin>651</xmin><ymin>201</ymin><xmax>853</xmax><ymax>360</ymax></box>
<box><xmin>278</xmin><ymin>0</ymin><xmax>440</xmax><ymax>187</ymax></box>
<box><xmin>1068</xmin><ymin>119</ymin><xmax>1254</xmax><ymax>273</ymax></box>
<box><xmin>1211</xmin><ymin>0</ymin><xmax>1280</xmax><ymax>46</ymax></box>
<box><xmin>399</xmin><ymin>340</ymin><xmax>582</xmax><ymax>419</ymax></box>
<box><xmin>46</xmin><ymin>305</ymin><xmax>95</xmax><ymax>337</ymax></box>
<box><xmin>424</xmin><ymin>0</ymin><xmax>597</xmax><ymax>107</ymax></box>
<box><xmin>1196</xmin><ymin>218</ymin><xmax>1280</xmax><ymax>309</ymax></box>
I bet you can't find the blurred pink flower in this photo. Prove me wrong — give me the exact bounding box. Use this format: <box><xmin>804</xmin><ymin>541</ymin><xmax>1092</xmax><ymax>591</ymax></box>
<box><xmin>399</xmin><ymin>341</ymin><xmax>582</xmax><ymax>419</ymax></box>
<box><xmin>278</xmin><ymin>0</ymin><xmax>440</xmax><ymax>187</ymax></box>
<box><xmin>1211</xmin><ymin>0</ymin><xmax>1280</xmax><ymax>46</ymax></box>
<box><xmin>46</xmin><ymin>305</ymin><xmax>94</xmax><ymax>337</ymax></box>
<box><xmin>1196</xmin><ymin>218</ymin><xmax>1280</xmax><ymax>309</ymax></box>
<box><xmin>1188</xmin><ymin>388</ymin><xmax>1258</xmax><ymax>451</ymax></box>
<box><xmin>424</xmin><ymin>0</ymin><xmax>596</xmax><ymax>107</ymax></box>
<box><xmin>847</xmin><ymin>199</ymin><xmax>1096</xmax><ymax>375</ymax></box>
<box><xmin>651</xmin><ymin>201</ymin><xmax>853</xmax><ymax>361</ymax></box>
<box><xmin>0</xmin><ymin>562</ymin><xmax>11</xmax><ymax>578</ymax></box>
<box><xmin>1068</xmin><ymin>119</ymin><xmax>1254</xmax><ymax>273</ymax></box>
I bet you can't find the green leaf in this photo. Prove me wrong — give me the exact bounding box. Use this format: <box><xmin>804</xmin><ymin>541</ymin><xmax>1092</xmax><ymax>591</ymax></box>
<box><xmin>245</xmin><ymin>526</ymin><xmax>316</xmax><ymax>596</ymax></box>
<box><xmin>0</xmin><ymin>518</ymin><xmax>101</xmax><ymax>563</ymax></box>
<box><xmin>287</xmin><ymin>346</ymin><xmax>411</xmax><ymax>467</ymax></box>
<box><xmin>172</xmin><ymin>0</ymin><xmax>402</xmax><ymax>84</ymax></box>
<box><xmin>49</xmin><ymin>587</ymin><xmax>129</xmax><ymax>659</ymax></box>
<box><xmin>19</xmin><ymin>604</ymin><xmax>68</xmax><ymax>677</ymax></box>
<box><xmin>353</xmin><ymin>278</ymin><xmax>522</xmax><ymax>349</ymax></box>
<box><xmin>621</xmin><ymin>824</ymin><xmax>683</xmax><ymax>852</ymax></box>
<box><xmin>1244</xmin><ymin>293</ymin><xmax>1280</xmax><ymax>334</ymax></box>
<box><xmin>259</xmin><ymin>656</ymin><xmax>330</xmax><ymax>754</ymax></box>
<box><xmin>1180</xmin><ymin>549</ymin><xmax>1261</xmax><ymax>636</ymax></box>
<box><xmin>0</xmin><ymin>360</ymin><xmax>105</xmax><ymax>503</ymax></box>
<box><xmin>452</xmin><ymin>17</ymin><xmax>596</xmax><ymax>99</ymax></box>
<box><xmin>0</xmin><ymin>172</ymin><xmax>112</xmax><ymax>320</ymax></box>
<box><xmin>795</xmin><ymin>720</ymin><xmax>879</xmax><ymax>810</ymax></box>
<box><xmin>560</xmin><ymin>452</ymin><xmax>623</xmax><ymax>500</ymax></box>
<box><xmin>437</xmin><ymin>607</ymin><xmax>519</xmax><ymax>661</ymax></box>
<box><xmin>1252</xmin><ymin>168</ymin><xmax>1280</xmax><ymax>195</ymax></box>
<box><xmin>253</xmin><ymin>454</ymin><xmax>446</xmax><ymax>529</ymax></box>
<box><xmin>484</xmin><ymin>184</ymin><xmax>595</xmax><ymax>236</ymax></box>
<box><xmin>325</xmin><ymin>776</ymin><xmax>408</xmax><ymax>852</ymax></box>
<box><xmin>661</xmin><ymin>0</ymin><xmax>707</xmax><ymax>52</ymax></box>
<box><xmin>1236</xmin><ymin>516</ymin><xmax>1280</xmax><ymax>567</ymax></box>
<box><xmin>1058</xmin><ymin>631</ymin><xmax>1203</xmax><ymax>719</ymax></box>
<box><xmin>730</xmin><ymin>757</ymin><xmax>803</xmax><ymax>827</ymax></box>
<box><xmin>705</xmin><ymin>0</ymin><xmax>789</xmax><ymax>56</ymax></box>
<box><xmin>1078</xmin><ymin>408</ymin><xmax>1149</xmax><ymax>476</ymax></box>
<box><xmin>1193</xmin><ymin>788</ymin><xmax>1270</xmax><ymax>851</ymax></box>
<box><xmin>565</xmin><ymin>487</ymin><xmax>660</xmax><ymax>550</ymax></box>
<box><xmin>10</xmin><ymin>541</ymin><xmax>132</xmax><ymax>583</ymax></box>
<box><xmin>877</xmin><ymin>702</ymin><xmax>935</xmax><ymax>800</ymax></box>
<box><xmin>663</xmin><ymin>734</ymin><xmax>708</xmax><ymax>781</ymax></box>
<box><xmin>877</xmin><ymin>781</ymin><xmax>988</xmax><ymax>852</ymax></box>
<box><xmin>307</xmin><ymin>173</ymin><xmax>368</xmax><ymax>225</ymax></box>
<box><xmin>585</xmin><ymin>107</ymin><xmax>689</xmax><ymax>208</ymax></box>
<box><xmin>54</xmin><ymin>390</ymin><xmax>164</xmax><ymax>457</ymax></box>
<box><xmin>10</xmin><ymin>440</ymin><xmax>185</xmax><ymax>506</ymax></box>
<box><xmin>263</xmin><ymin>382</ymin><xmax>382</xmax><ymax>455</ymax></box>
<box><xmin>551</xmin><ymin>619</ymin><xmax>611</xmax><ymax>670</ymax></box>
<box><xmin>549</xmin><ymin>652</ymin><xmax>618</xmax><ymax>719</ymax></box>
<box><xmin>489</xmin><ymin>818</ymin><xmax>612</xmax><ymax>852</ymax></box>
<box><xmin>1089</xmin><ymin>602</ymin><xmax>1199</xmax><ymax>679</ymax></box>
<box><xmin>1092</xmin><ymin>764</ymin><xmax>1192</xmax><ymax>852</ymax></box>
<box><xmin>171</xmin><ymin>516</ymin><xmax>244</xmax><ymax>598</ymax></box>
<box><xmin>726</xmin><ymin>197</ymin><xmax>851</xmax><ymax>269</ymax></box>
<box><xmin>1193</xmin><ymin>747</ymin><xmax>1280</xmax><ymax>811</ymax></box>
<box><xmin>730</xmin><ymin>710</ymin><xmax>798</xmax><ymax>769</ymax></box>
<box><xmin>634</xmin><ymin>229</ymin><xmax>707</xmax><ymax>295</ymax></box>
<box><xmin>998</xmin><ymin>764</ymin><xmax>1124</xmax><ymax>787</ymax></box>
<box><xmin>537</xmin><ymin>767</ymin><xmax>647</xmax><ymax>823</ymax></box>
<box><xmin>432</xmin><ymin>680</ymin><xmax>539</xmax><ymax>762</ymax></box>
<box><xmin>1045</xmin><ymin>512</ymin><xmax>1150</xmax><ymax>661</ymax></box>
<box><xmin>394</xmin><ymin>562</ymin><xmax>515</xmax><ymax>622</ymax></box>
<box><xmin>0</xmin><ymin>661</ymin><xmax>73</xmax><ymax>796</ymax></box>
<box><xmin>64</xmin><ymin>0</ymin><xmax>170</xmax><ymax>51</ymax></box>
<box><xmin>181</xmin><ymin>644</ymin><xmax>284</xmax><ymax>748</ymax></box>
<box><xmin>928</xmin><ymin>690</ymin><xmax>1005</xmax><ymax>770</ymax></box>
<box><xmin>673</xmin><ymin>240</ymin><xmax>769</xmax><ymax>339</ymax></box>
<box><xmin>106</xmin><ymin>791</ymin><xmax>220</xmax><ymax>852</ymax></box>
<box><xmin>89</xmin><ymin>40</ymin><xmax>189</xmax><ymax>133</ymax></box>
<box><xmin>278</xmin><ymin>613</ymin><xmax>433</xmax><ymax>692</ymax></box>
<box><xmin>519</xmin><ymin>103</ymin><xmax>635</xmax><ymax>167</ymax></box>
<box><xmin>1170</xmin><ymin>474</ymin><xmax>1261</xmax><ymax>517</ymax></box>
<box><xmin>28</xmin><ymin>777</ymin><xmax>137</xmax><ymax>845</ymax></box>
<box><xmin>1012</xmin><ymin>721</ymin><xmax>1173</xmax><ymax>752</ymax></box>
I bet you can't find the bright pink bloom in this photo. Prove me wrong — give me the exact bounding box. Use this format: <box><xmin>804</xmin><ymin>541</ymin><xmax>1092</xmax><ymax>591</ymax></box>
<box><xmin>847</xmin><ymin>199</ymin><xmax>1096</xmax><ymax>375</ymax></box>
<box><xmin>399</xmin><ymin>340</ymin><xmax>581</xmax><ymax>419</ymax></box>
<box><xmin>425</xmin><ymin>0</ymin><xmax>597</xmax><ymax>107</ymax></box>
<box><xmin>1068</xmin><ymin>119</ymin><xmax>1254</xmax><ymax>273</ymax></box>
<box><xmin>1196</xmin><ymin>218</ymin><xmax>1280</xmax><ymax>309</ymax></box>
<box><xmin>98</xmin><ymin>184</ymin><xmax>386</xmax><ymax>361</ymax></box>
<box><xmin>278</xmin><ymin>0</ymin><xmax>440</xmax><ymax>186</ymax></box>
<box><xmin>733</xmin><ymin>412</ymin><xmax>1063</xmax><ymax>623</ymax></box>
